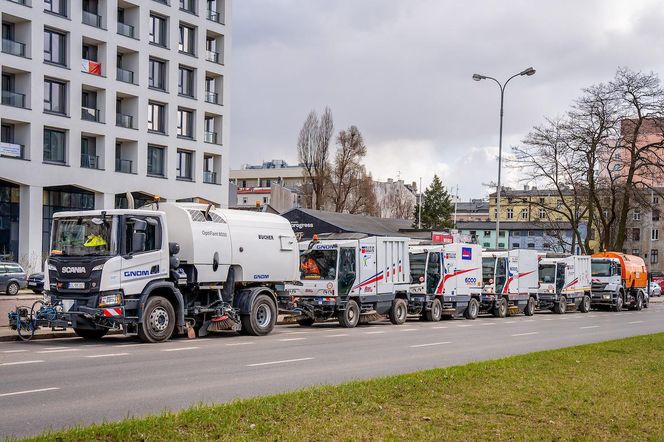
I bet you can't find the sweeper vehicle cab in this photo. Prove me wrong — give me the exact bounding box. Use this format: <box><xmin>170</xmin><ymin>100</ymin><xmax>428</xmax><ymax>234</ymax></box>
<box><xmin>591</xmin><ymin>252</ymin><xmax>648</xmax><ymax>311</ymax></box>
<box><xmin>538</xmin><ymin>255</ymin><xmax>592</xmax><ymax>314</ymax></box>
<box><xmin>481</xmin><ymin>249</ymin><xmax>539</xmax><ymax>317</ymax></box>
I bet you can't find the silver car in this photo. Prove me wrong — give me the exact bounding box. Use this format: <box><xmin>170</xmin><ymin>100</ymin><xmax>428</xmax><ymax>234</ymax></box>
<box><xmin>648</xmin><ymin>281</ymin><xmax>662</xmax><ymax>297</ymax></box>
<box><xmin>0</xmin><ymin>262</ymin><xmax>27</xmax><ymax>296</ymax></box>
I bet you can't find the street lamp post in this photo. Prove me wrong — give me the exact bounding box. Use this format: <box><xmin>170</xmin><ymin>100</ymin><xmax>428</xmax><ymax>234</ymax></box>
<box><xmin>472</xmin><ymin>67</ymin><xmax>536</xmax><ymax>249</ymax></box>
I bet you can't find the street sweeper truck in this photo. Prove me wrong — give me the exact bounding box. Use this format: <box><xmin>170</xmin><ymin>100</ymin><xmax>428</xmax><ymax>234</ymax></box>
<box><xmin>538</xmin><ymin>255</ymin><xmax>592</xmax><ymax>314</ymax></box>
<box><xmin>591</xmin><ymin>252</ymin><xmax>648</xmax><ymax>311</ymax></box>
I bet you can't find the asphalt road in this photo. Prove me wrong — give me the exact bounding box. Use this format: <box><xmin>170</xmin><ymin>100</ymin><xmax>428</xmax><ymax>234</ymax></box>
<box><xmin>2</xmin><ymin>303</ymin><xmax>664</xmax><ymax>439</ymax></box>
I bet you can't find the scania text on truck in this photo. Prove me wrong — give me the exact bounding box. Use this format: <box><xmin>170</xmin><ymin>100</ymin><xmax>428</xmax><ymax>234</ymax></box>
<box><xmin>481</xmin><ymin>249</ymin><xmax>539</xmax><ymax>317</ymax></box>
<box><xmin>281</xmin><ymin>236</ymin><xmax>411</xmax><ymax>327</ymax></box>
<box><xmin>538</xmin><ymin>255</ymin><xmax>592</xmax><ymax>314</ymax></box>
<box><xmin>590</xmin><ymin>252</ymin><xmax>648</xmax><ymax>311</ymax></box>
<box><xmin>408</xmin><ymin>243</ymin><xmax>483</xmax><ymax>320</ymax></box>
<box><xmin>44</xmin><ymin>202</ymin><xmax>299</xmax><ymax>342</ymax></box>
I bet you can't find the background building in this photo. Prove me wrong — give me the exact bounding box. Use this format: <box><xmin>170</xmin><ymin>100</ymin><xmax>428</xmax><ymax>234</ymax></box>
<box><xmin>0</xmin><ymin>0</ymin><xmax>231</xmax><ymax>271</ymax></box>
<box><xmin>454</xmin><ymin>199</ymin><xmax>489</xmax><ymax>222</ymax></box>
<box><xmin>374</xmin><ymin>178</ymin><xmax>417</xmax><ymax>219</ymax></box>
<box><xmin>229</xmin><ymin>159</ymin><xmax>305</xmax><ymax>211</ymax></box>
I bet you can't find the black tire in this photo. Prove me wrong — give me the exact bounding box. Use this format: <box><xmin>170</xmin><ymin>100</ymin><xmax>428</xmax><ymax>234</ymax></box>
<box><xmin>612</xmin><ymin>292</ymin><xmax>623</xmax><ymax>312</ymax></box>
<box><xmin>464</xmin><ymin>298</ymin><xmax>480</xmax><ymax>320</ymax></box>
<box><xmin>493</xmin><ymin>297</ymin><xmax>508</xmax><ymax>318</ymax></box>
<box><xmin>6</xmin><ymin>281</ymin><xmax>19</xmax><ymax>296</ymax></box>
<box><xmin>297</xmin><ymin>317</ymin><xmax>315</xmax><ymax>327</ymax></box>
<box><xmin>338</xmin><ymin>299</ymin><xmax>360</xmax><ymax>328</ymax></box>
<box><xmin>554</xmin><ymin>296</ymin><xmax>567</xmax><ymax>314</ymax></box>
<box><xmin>240</xmin><ymin>294</ymin><xmax>277</xmax><ymax>336</ymax></box>
<box><xmin>579</xmin><ymin>295</ymin><xmax>591</xmax><ymax>313</ymax></box>
<box><xmin>634</xmin><ymin>293</ymin><xmax>643</xmax><ymax>311</ymax></box>
<box><xmin>524</xmin><ymin>297</ymin><xmax>536</xmax><ymax>316</ymax></box>
<box><xmin>389</xmin><ymin>298</ymin><xmax>408</xmax><ymax>325</ymax></box>
<box><xmin>73</xmin><ymin>328</ymin><xmax>108</xmax><ymax>340</ymax></box>
<box><xmin>138</xmin><ymin>296</ymin><xmax>176</xmax><ymax>343</ymax></box>
<box><xmin>425</xmin><ymin>298</ymin><xmax>442</xmax><ymax>322</ymax></box>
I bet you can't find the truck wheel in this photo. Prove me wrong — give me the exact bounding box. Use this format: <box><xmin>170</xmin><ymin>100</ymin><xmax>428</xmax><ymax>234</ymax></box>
<box><xmin>634</xmin><ymin>293</ymin><xmax>643</xmax><ymax>311</ymax></box>
<box><xmin>389</xmin><ymin>298</ymin><xmax>408</xmax><ymax>325</ymax></box>
<box><xmin>425</xmin><ymin>298</ymin><xmax>442</xmax><ymax>322</ymax></box>
<box><xmin>241</xmin><ymin>294</ymin><xmax>277</xmax><ymax>336</ymax></box>
<box><xmin>73</xmin><ymin>328</ymin><xmax>108</xmax><ymax>340</ymax></box>
<box><xmin>554</xmin><ymin>296</ymin><xmax>567</xmax><ymax>314</ymax></box>
<box><xmin>524</xmin><ymin>297</ymin><xmax>536</xmax><ymax>316</ymax></box>
<box><xmin>493</xmin><ymin>298</ymin><xmax>508</xmax><ymax>318</ymax></box>
<box><xmin>297</xmin><ymin>317</ymin><xmax>315</xmax><ymax>326</ymax></box>
<box><xmin>579</xmin><ymin>295</ymin><xmax>591</xmax><ymax>313</ymax></box>
<box><xmin>464</xmin><ymin>298</ymin><xmax>479</xmax><ymax>320</ymax></box>
<box><xmin>6</xmin><ymin>281</ymin><xmax>19</xmax><ymax>296</ymax></box>
<box><xmin>612</xmin><ymin>293</ymin><xmax>623</xmax><ymax>312</ymax></box>
<box><xmin>338</xmin><ymin>299</ymin><xmax>360</xmax><ymax>328</ymax></box>
<box><xmin>138</xmin><ymin>296</ymin><xmax>176</xmax><ymax>343</ymax></box>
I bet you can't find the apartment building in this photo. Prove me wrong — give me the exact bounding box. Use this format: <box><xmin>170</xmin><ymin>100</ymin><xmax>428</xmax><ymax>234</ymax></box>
<box><xmin>0</xmin><ymin>0</ymin><xmax>230</xmax><ymax>271</ymax></box>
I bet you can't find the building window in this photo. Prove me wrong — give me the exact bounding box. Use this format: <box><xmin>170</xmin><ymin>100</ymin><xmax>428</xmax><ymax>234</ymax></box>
<box><xmin>652</xmin><ymin>249</ymin><xmax>659</xmax><ymax>264</ymax></box>
<box><xmin>527</xmin><ymin>243</ymin><xmax>535</xmax><ymax>248</ymax></box>
<box><xmin>539</xmin><ymin>208</ymin><xmax>545</xmax><ymax>219</ymax></box>
<box><xmin>176</xmin><ymin>150</ymin><xmax>193</xmax><ymax>180</ymax></box>
<box><xmin>556</xmin><ymin>200</ymin><xmax>563</xmax><ymax>209</ymax></box>
<box><xmin>44</xmin><ymin>79</ymin><xmax>66</xmax><ymax>114</ymax></box>
<box><xmin>653</xmin><ymin>229</ymin><xmax>659</xmax><ymax>241</ymax></box>
<box><xmin>632</xmin><ymin>249</ymin><xmax>640</xmax><ymax>256</ymax></box>
<box><xmin>148</xmin><ymin>58</ymin><xmax>166</xmax><ymax>91</ymax></box>
<box><xmin>633</xmin><ymin>209</ymin><xmax>641</xmax><ymax>221</ymax></box>
<box><xmin>44</xmin><ymin>28</ymin><xmax>67</xmax><ymax>65</ymax></box>
<box><xmin>539</xmin><ymin>197</ymin><xmax>545</xmax><ymax>204</ymax></box>
<box><xmin>43</xmin><ymin>128</ymin><xmax>66</xmax><ymax>163</ymax></box>
<box><xmin>493</xmin><ymin>208</ymin><xmax>497</xmax><ymax>219</ymax></box>
<box><xmin>147</xmin><ymin>145</ymin><xmax>165</xmax><ymax>176</ymax></box>
<box><xmin>543</xmin><ymin>243</ymin><xmax>551</xmax><ymax>249</ymax></box>
<box><xmin>520</xmin><ymin>209</ymin><xmax>529</xmax><ymax>220</ymax></box>
<box><xmin>632</xmin><ymin>228</ymin><xmax>640</xmax><ymax>241</ymax></box>
<box><xmin>498</xmin><ymin>231</ymin><xmax>505</xmax><ymax>237</ymax></box>
<box><xmin>45</xmin><ymin>0</ymin><xmax>67</xmax><ymax>16</ymax></box>
<box><xmin>147</xmin><ymin>102</ymin><xmax>166</xmax><ymax>133</ymax></box>
<box><xmin>80</xmin><ymin>136</ymin><xmax>98</xmax><ymax>169</ymax></box>
<box><xmin>506</xmin><ymin>208</ymin><xmax>513</xmax><ymax>219</ymax></box>
<box><xmin>512</xmin><ymin>243</ymin><xmax>519</xmax><ymax>248</ymax></box>
<box><xmin>654</xmin><ymin>210</ymin><xmax>660</xmax><ymax>222</ymax></box>
<box><xmin>149</xmin><ymin>14</ymin><xmax>167</xmax><ymax>47</ymax></box>
<box><xmin>654</xmin><ymin>195</ymin><xmax>660</xmax><ymax>204</ymax></box>
<box><xmin>498</xmin><ymin>243</ymin><xmax>505</xmax><ymax>248</ymax></box>
<box><xmin>178</xmin><ymin>66</ymin><xmax>195</xmax><ymax>97</ymax></box>
<box><xmin>177</xmin><ymin>108</ymin><xmax>194</xmax><ymax>138</ymax></box>
<box><xmin>179</xmin><ymin>0</ymin><xmax>196</xmax><ymax>14</ymax></box>
<box><xmin>242</xmin><ymin>197</ymin><xmax>248</xmax><ymax>204</ymax></box>
<box><xmin>483</xmin><ymin>230</ymin><xmax>491</xmax><ymax>236</ymax></box>
<box><xmin>482</xmin><ymin>242</ymin><xmax>490</xmax><ymax>248</ymax></box>
<box><xmin>178</xmin><ymin>23</ymin><xmax>196</xmax><ymax>55</ymax></box>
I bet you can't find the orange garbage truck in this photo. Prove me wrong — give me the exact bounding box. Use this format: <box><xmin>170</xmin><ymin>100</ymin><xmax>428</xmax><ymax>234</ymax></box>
<box><xmin>590</xmin><ymin>252</ymin><xmax>649</xmax><ymax>311</ymax></box>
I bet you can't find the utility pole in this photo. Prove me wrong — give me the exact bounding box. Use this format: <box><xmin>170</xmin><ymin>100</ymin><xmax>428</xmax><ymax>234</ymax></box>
<box><xmin>418</xmin><ymin>177</ymin><xmax>423</xmax><ymax>230</ymax></box>
<box><xmin>453</xmin><ymin>184</ymin><xmax>459</xmax><ymax>228</ymax></box>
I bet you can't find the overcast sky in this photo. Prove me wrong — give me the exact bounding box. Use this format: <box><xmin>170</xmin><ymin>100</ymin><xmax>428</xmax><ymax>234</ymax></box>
<box><xmin>230</xmin><ymin>0</ymin><xmax>664</xmax><ymax>199</ymax></box>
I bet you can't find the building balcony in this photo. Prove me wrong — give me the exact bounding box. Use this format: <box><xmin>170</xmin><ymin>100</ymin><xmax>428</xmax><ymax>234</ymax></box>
<box><xmin>1</xmin><ymin>90</ymin><xmax>26</xmax><ymax>108</ymax></box>
<box><xmin>205</xmin><ymin>50</ymin><xmax>220</xmax><ymax>64</ymax></box>
<box><xmin>0</xmin><ymin>141</ymin><xmax>24</xmax><ymax>159</ymax></box>
<box><xmin>2</xmin><ymin>38</ymin><xmax>26</xmax><ymax>58</ymax></box>
<box><xmin>8</xmin><ymin>0</ymin><xmax>27</xmax><ymax>5</ymax></box>
<box><xmin>116</xmin><ymin>66</ymin><xmax>134</xmax><ymax>84</ymax></box>
<box><xmin>115</xmin><ymin>158</ymin><xmax>133</xmax><ymax>174</ymax></box>
<box><xmin>82</xmin><ymin>59</ymin><xmax>102</xmax><ymax>76</ymax></box>
<box><xmin>203</xmin><ymin>171</ymin><xmax>217</xmax><ymax>184</ymax></box>
<box><xmin>116</xmin><ymin>113</ymin><xmax>134</xmax><ymax>129</ymax></box>
<box><xmin>117</xmin><ymin>22</ymin><xmax>135</xmax><ymax>38</ymax></box>
<box><xmin>205</xmin><ymin>91</ymin><xmax>218</xmax><ymax>104</ymax></box>
<box><xmin>82</xmin><ymin>10</ymin><xmax>102</xmax><ymax>28</ymax></box>
<box><xmin>81</xmin><ymin>106</ymin><xmax>100</xmax><ymax>122</ymax></box>
<box><xmin>207</xmin><ymin>10</ymin><xmax>223</xmax><ymax>24</ymax></box>
<box><xmin>80</xmin><ymin>154</ymin><xmax>100</xmax><ymax>169</ymax></box>
<box><xmin>204</xmin><ymin>131</ymin><xmax>217</xmax><ymax>144</ymax></box>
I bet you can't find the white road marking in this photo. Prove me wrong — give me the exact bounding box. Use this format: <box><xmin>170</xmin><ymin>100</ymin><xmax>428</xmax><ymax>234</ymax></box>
<box><xmin>113</xmin><ymin>343</ymin><xmax>146</xmax><ymax>348</ymax></box>
<box><xmin>504</xmin><ymin>321</ymin><xmax>516</xmax><ymax>324</ymax></box>
<box><xmin>327</xmin><ymin>334</ymin><xmax>349</xmax><ymax>337</ymax></box>
<box><xmin>279</xmin><ymin>337</ymin><xmax>306</xmax><ymax>342</ymax></box>
<box><xmin>410</xmin><ymin>341</ymin><xmax>451</xmax><ymax>348</ymax></box>
<box><xmin>42</xmin><ymin>346</ymin><xmax>68</xmax><ymax>350</ymax></box>
<box><xmin>284</xmin><ymin>331</ymin><xmax>310</xmax><ymax>335</ymax></box>
<box><xmin>457</xmin><ymin>324</ymin><xmax>473</xmax><ymax>328</ymax></box>
<box><xmin>482</xmin><ymin>322</ymin><xmax>496</xmax><ymax>326</ymax></box>
<box><xmin>36</xmin><ymin>349</ymin><xmax>79</xmax><ymax>354</ymax></box>
<box><xmin>247</xmin><ymin>357</ymin><xmax>313</xmax><ymax>367</ymax></box>
<box><xmin>161</xmin><ymin>346</ymin><xmax>200</xmax><ymax>352</ymax></box>
<box><xmin>86</xmin><ymin>353</ymin><xmax>130</xmax><ymax>358</ymax></box>
<box><xmin>542</xmin><ymin>318</ymin><xmax>554</xmax><ymax>321</ymax></box>
<box><xmin>365</xmin><ymin>331</ymin><xmax>385</xmax><ymax>334</ymax></box>
<box><xmin>2</xmin><ymin>349</ymin><xmax>29</xmax><ymax>353</ymax></box>
<box><xmin>628</xmin><ymin>321</ymin><xmax>644</xmax><ymax>324</ymax></box>
<box><xmin>0</xmin><ymin>387</ymin><xmax>59</xmax><ymax>398</ymax></box>
<box><xmin>399</xmin><ymin>328</ymin><xmax>418</xmax><ymax>332</ymax></box>
<box><xmin>0</xmin><ymin>360</ymin><xmax>44</xmax><ymax>367</ymax></box>
<box><xmin>580</xmin><ymin>325</ymin><xmax>600</xmax><ymax>329</ymax></box>
<box><xmin>433</xmin><ymin>326</ymin><xmax>448</xmax><ymax>329</ymax></box>
<box><xmin>225</xmin><ymin>342</ymin><xmax>255</xmax><ymax>346</ymax></box>
<box><xmin>523</xmin><ymin>319</ymin><xmax>535</xmax><ymax>323</ymax></box>
<box><xmin>511</xmin><ymin>332</ymin><xmax>538</xmax><ymax>337</ymax></box>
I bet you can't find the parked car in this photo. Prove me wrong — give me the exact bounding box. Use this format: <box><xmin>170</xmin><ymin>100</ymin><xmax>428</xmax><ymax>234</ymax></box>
<box><xmin>648</xmin><ymin>281</ymin><xmax>661</xmax><ymax>297</ymax></box>
<box><xmin>0</xmin><ymin>262</ymin><xmax>27</xmax><ymax>295</ymax></box>
<box><xmin>27</xmin><ymin>272</ymin><xmax>44</xmax><ymax>294</ymax></box>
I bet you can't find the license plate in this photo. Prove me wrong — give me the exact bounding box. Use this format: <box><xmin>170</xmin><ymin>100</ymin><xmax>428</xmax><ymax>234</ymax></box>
<box><xmin>68</xmin><ymin>282</ymin><xmax>85</xmax><ymax>289</ymax></box>
<box><xmin>28</xmin><ymin>282</ymin><xmax>36</xmax><ymax>287</ymax></box>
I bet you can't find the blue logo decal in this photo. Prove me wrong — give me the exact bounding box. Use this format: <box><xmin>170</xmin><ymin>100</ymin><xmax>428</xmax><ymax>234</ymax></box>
<box><xmin>124</xmin><ymin>270</ymin><xmax>151</xmax><ymax>278</ymax></box>
<box><xmin>461</xmin><ymin>247</ymin><xmax>472</xmax><ymax>260</ymax></box>
<box><xmin>254</xmin><ymin>274</ymin><xmax>270</xmax><ymax>280</ymax></box>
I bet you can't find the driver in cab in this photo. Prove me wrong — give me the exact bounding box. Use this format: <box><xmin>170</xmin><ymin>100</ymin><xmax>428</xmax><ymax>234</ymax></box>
<box><xmin>301</xmin><ymin>255</ymin><xmax>320</xmax><ymax>279</ymax></box>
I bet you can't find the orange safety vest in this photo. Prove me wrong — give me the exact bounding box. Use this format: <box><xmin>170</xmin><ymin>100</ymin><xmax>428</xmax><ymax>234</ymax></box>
<box><xmin>301</xmin><ymin>258</ymin><xmax>320</xmax><ymax>275</ymax></box>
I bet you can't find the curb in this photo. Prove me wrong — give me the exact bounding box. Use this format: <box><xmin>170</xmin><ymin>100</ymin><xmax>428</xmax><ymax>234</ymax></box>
<box><xmin>0</xmin><ymin>331</ymin><xmax>77</xmax><ymax>342</ymax></box>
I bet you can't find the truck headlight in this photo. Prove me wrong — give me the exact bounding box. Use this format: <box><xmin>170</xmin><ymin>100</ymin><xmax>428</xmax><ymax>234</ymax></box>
<box><xmin>92</xmin><ymin>264</ymin><xmax>104</xmax><ymax>272</ymax></box>
<box><xmin>548</xmin><ymin>287</ymin><xmax>554</xmax><ymax>293</ymax></box>
<box><xmin>603</xmin><ymin>294</ymin><xmax>610</xmax><ymax>300</ymax></box>
<box><xmin>48</xmin><ymin>263</ymin><xmax>57</xmax><ymax>271</ymax></box>
<box><xmin>99</xmin><ymin>292</ymin><xmax>123</xmax><ymax>307</ymax></box>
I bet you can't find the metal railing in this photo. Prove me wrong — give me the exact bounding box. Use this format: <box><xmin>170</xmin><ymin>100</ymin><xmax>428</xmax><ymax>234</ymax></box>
<box><xmin>205</xmin><ymin>50</ymin><xmax>220</xmax><ymax>63</ymax></box>
<box><xmin>207</xmin><ymin>10</ymin><xmax>224</xmax><ymax>24</ymax></box>
<box><xmin>8</xmin><ymin>0</ymin><xmax>27</xmax><ymax>5</ymax></box>
<box><xmin>117</xmin><ymin>22</ymin><xmax>134</xmax><ymax>38</ymax></box>
<box><xmin>1</xmin><ymin>90</ymin><xmax>26</xmax><ymax>108</ymax></box>
<box><xmin>81</xmin><ymin>106</ymin><xmax>100</xmax><ymax>122</ymax></box>
<box><xmin>205</xmin><ymin>91</ymin><xmax>218</xmax><ymax>104</ymax></box>
<box><xmin>0</xmin><ymin>141</ymin><xmax>24</xmax><ymax>159</ymax></box>
<box><xmin>80</xmin><ymin>154</ymin><xmax>100</xmax><ymax>169</ymax></box>
<box><xmin>203</xmin><ymin>171</ymin><xmax>217</xmax><ymax>184</ymax></box>
<box><xmin>116</xmin><ymin>113</ymin><xmax>134</xmax><ymax>129</ymax></box>
<box><xmin>2</xmin><ymin>38</ymin><xmax>26</xmax><ymax>57</ymax></box>
<box><xmin>115</xmin><ymin>158</ymin><xmax>133</xmax><ymax>173</ymax></box>
<box><xmin>82</xmin><ymin>10</ymin><xmax>102</xmax><ymax>27</ymax></box>
<box><xmin>204</xmin><ymin>131</ymin><xmax>217</xmax><ymax>144</ymax></box>
<box><xmin>116</xmin><ymin>66</ymin><xmax>134</xmax><ymax>84</ymax></box>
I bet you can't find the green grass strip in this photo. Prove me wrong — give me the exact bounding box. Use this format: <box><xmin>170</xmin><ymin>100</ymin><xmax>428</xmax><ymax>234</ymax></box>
<box><xmin>27</xmin><ymin>333</ymin><xmax>664</xmax><ymax>441</ymax></box>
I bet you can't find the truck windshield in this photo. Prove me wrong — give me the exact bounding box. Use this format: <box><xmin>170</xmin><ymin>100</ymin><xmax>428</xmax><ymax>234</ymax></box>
<box><xmin>410</xmin><ymin>253</ymin><xmax>426</xmax><ymax>283</ymax></box>
<box><xmin>539</xmin><ymin>264</ymin><xmax>556</xmax><ymax>284</ymax></box>
<box><xmin>51</xmin><ymin>216</ymin><xmax>116</xmax><ymax>257</ymax></box>
<box><xmin>300</xmin><ymin>249</ymin><xmax>337</xmax><ymax>280</ymax></box>
<box><xmin>591</xmin><ymin>261</ymin><xmax>612</xmax><ymax>277</ymax></box>
<box><xmin>482</xmin><ymin>257</ymin><xmax>496</xmax><ymax>285</ymax></box>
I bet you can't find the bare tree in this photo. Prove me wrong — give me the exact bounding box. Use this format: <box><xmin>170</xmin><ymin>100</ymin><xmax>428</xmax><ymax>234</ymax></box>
<box><xmin>382</xmin><ymin>183</ymin><xmax>415</xmax><ymax>219</ymax></box>
<box><xmin>329</xmin><ymin>126</ymin><xmax>367</xmax><ymax>212</ymax></box>
<box><xmin>345</xmin><ymin>171</ymin><xmax>380</xmax><ymax>216</ymax></box>
<box><xmin>297</xmin><ymin>107</ymin><xmax>334</xmax><ymax>210</ymax></box>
